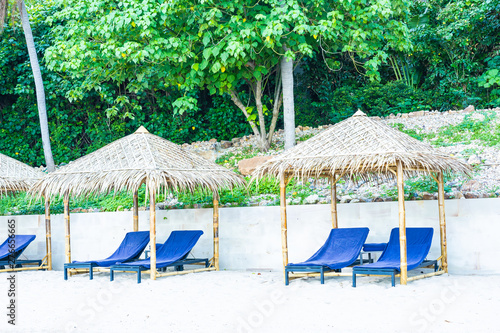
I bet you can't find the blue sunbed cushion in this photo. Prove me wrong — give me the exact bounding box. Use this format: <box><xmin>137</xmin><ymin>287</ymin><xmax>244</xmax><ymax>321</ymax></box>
<box><xmin>355</xmin><ymin>227</ymin><xmax>433</xmax><ymax>271</ymax></box>
<box><xmin>287</xmin><ymin>227</ymin><xmax>369</xmax><ymax>270</ymax></box>
<box><xmin>0</xmin><ymin>235</ymin><xmax>36</xmax><ymax>261</ymax></box>
<box><xmin>72</xmin><ymin>231</ymin><xmax>150</xmax><ymax>267</ymax></box>
<box><xmin>363</xmin><ymin>243</ymin><xmax>387</xmax><ymax>252</ymax></box>
<box><xmin>115</xmin><ymin>230</ymin><xmax>204</xmax><ymax>269</ymax></box>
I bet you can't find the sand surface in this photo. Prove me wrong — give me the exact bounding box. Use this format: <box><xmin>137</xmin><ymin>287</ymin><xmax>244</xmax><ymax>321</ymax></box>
<box><xmin>0</xmin><ymin>270</ymin><xmax>498</xmax><ymax>332</ymax></box>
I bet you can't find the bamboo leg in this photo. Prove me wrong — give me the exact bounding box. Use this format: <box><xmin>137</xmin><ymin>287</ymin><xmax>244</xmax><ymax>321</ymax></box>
<box><xmin>396</xmin><ymin>161</ymin><xmax>407</xmax><ymax>285</ymax></box>
<box><xmin>64</xmin><ymin>191</ymin><xmax>71</xmax><ymax>264</ymax></box>
<box><xmin>133</xmin><ymin>190</ymin><xmax>139</xmax><ymax>231</ymax></box>
<box><xmin>149</xmin><ymin>191</ymin><xmax>156</xmax><ymax>280</ymax></box>
<box><xmin>45</xmin><ymin>197</ymin><xmax>52</xmax><ymax>270</ymax></box>
<box><xmin>213</xmin><ymin>192</ymin><xmax>220</xmax><ymax>271</ymax></box>
<box><xmin>330</xmin><ymin>175</ymin><xmax>338</xmax><ymax>228</ymax></box>
<box><xmin>280</xmin><ymin>175</ymin><xmax>289</xmax><ymax>277</ymax></box>
<box><xmin>437</xmin><ymin>172</ymin><xmax>448</xmax><ymax>273</ymax></box>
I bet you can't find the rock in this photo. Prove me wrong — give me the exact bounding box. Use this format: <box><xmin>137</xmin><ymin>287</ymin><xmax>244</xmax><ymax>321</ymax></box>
<box><xmin>238</xmin><ymin>156</ymin><xmax>274</xmax><ymax>175</ymax></box>
<box><xmin>464</xmin><ymin>105</ymin><xmax>475</xmax><ymax>113</ymax></box>
<box><xmin>373</xmin><ymin>197</ymin><xmax>384</xmax><ymax>202</ymax></box>
<box><xmin>401</xmin><ymin>113</ymin><xmax>409</xmax><ymax>119</ymax></box>
<box><xmin>350</xmin><ymin>199</ymin><xmax>360</xmax><ymax>203</ymax></box>
<box><xmin>464</xmin><ymin>192</ymin><xmax>478</xmax><ymax>199</ymax></box>
<box><xmin>467</xmin><ymin>155</ymin><xmax>481</xmax><ymax>165</ymax></box>
<box><xmin>304</xmin><ymin>194</ymin><xmax>319</xmax><ymax>204</ymax></box>
<box><xmin>231</xmin><ymin>137</ymin><xmax>240</xmax><ymax>144</ymax></box>
<box><xmin>453</xmin><ymin>190</ymin><xmax>464</xmax><ymax>199</ymax></box>
<box><xmin>383</xmin><ymin>197</ymin><xmax>393</xmax><ymax>202</ymax></box>
<box><xmin>138</xmin><ymin>207</ymin><xmax>146</xmax><ymax>211</ymax></box>
<box><xmin>194</xmin><ymin>150</ymin><xmax>217</xmax><ymax>162</ymax></box>
<box><xmin>182</xmin><ymin>143</ymin><xmax>190</xmax><ymax>148</ymax></box>
<box><xmin>208</xmin><ymin>138</ymin><xmax>217</xmax><ymax>143</ymax></box>
<box><xmin>220</xmin><ymin>140</ymin><xmax>232</xmax><ymax>149</ymax></box>
<box><xmin>421</xmin><ymin>192</ymin><xmax>434</xmax><ymax>200</ymax></box>
<box><xmin>461</xmin><ymin>180</ymin><xmax>481</xmax><ymax>192</ymax></box>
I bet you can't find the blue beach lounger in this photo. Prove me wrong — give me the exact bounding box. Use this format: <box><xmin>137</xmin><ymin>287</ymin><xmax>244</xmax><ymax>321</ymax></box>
<box><xmin>64</xmin><ymin>231</ymin><xmax>150</xmax><ymax>280</ymax></box>
<box><xmin>0</xmin><ymin>235</ymin><xmax>41</xmax><ymax>269</ymax></box>
<box><xmin>285</xmin><ymin>227</ymin><xmax>369</xmax><ymax>285</ymax></box>
<box><xmin>110</xmin><ymin>230</ymin><xmax>209</xmax><ymax>283</ymax></box>
<box><xmin>352</xmin><ymin>227</ymin><xmax>437</xmax><ymax>287</ymax></box>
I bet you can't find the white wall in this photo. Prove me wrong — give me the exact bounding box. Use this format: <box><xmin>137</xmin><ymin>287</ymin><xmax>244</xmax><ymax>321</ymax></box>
<box><xmin>3</xmin><ymin>198</ymin><xmax>499</xmax><ymax>274</ymax></box>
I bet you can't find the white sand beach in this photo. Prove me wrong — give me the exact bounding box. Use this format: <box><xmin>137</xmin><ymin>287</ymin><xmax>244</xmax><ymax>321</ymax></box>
<box><xmin>0</xmin><ymin>270</ymin><xmax>498</xmax><ymax>333</ymax></box>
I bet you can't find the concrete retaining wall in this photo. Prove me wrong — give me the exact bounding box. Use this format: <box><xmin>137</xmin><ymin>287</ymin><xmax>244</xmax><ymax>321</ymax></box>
<box><xmin>3</xmin><ymin>198</ymin><xmax>499</xmax><ymax>274</ymax></box>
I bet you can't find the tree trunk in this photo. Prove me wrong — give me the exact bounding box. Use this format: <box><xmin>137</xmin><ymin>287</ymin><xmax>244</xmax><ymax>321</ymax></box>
<box><xmin>229</xmin><ymin>89</ymin><xmax>270</xmax><ymax>152</ymax></box>
<box><xmin>19</xmin><ymin>1</ymin><xmax>55</xmax><ymax>171</ymax></box>
<box><xmin>0</xmin><ymin>0</ymin><xmax>8</xmax><ymax>33</ymax></box>
<box><xmin>281</xmin><ymin>49</ymin><xmax>295</xmax><ymax>150</ymax></box>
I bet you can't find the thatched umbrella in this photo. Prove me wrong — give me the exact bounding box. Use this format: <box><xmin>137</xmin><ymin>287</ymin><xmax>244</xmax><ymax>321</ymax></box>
<box><xmin>31</xmin><ymin>126</ymin><xmax>244</xmax><ymax>280</ymax></box>
<box><xmin>253</xmin><ymin>110</ymin><xmax>471</xmax><ymax>285</ymax></box>
<box><xmin>0</xmin><ymin>153</ymin><xmax>52</xmax><ymax>271</ymax></box>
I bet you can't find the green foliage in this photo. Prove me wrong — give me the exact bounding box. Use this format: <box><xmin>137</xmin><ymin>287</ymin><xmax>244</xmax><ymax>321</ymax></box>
<box><xmin>314</xmin><ymin>81</ymin><xmax>434</xmax><ymax>122</ymax></box>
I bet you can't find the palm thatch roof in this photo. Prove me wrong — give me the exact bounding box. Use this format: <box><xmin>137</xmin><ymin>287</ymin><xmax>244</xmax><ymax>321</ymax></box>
<box><xmin>253</xmin><ymin>110</ymin><xmax>471</xmax><ymax>181</ymax></box>
<box><xmin>31</xmin><ymin>126</ymin><xmax>244</xmax><ymax>198</ymax></box>
<box><xmin>0</xmin><ymin>153</ymin><xmax>45</xmax><ymax>194</ymax></box>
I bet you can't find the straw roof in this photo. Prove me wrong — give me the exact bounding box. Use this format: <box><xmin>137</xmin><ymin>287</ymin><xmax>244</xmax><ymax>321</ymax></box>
<box><xmin>31</xmin><ymin>126</ymin><xmax>244</xmax><ymax>198</ymax></box>
<box><xmin>253</xmin><ymin>110</ymin><xmax>471</xmax><ymax>181</ymax></box>
<box><xmin>0</xmin><ymin>153</ymin><xmax>45</xmax><ymax>194</ymax></box>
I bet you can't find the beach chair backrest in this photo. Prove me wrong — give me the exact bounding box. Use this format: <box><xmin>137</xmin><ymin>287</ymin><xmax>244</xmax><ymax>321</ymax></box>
<box><xmin>378</xmin><ymin>227</ymin><xmax>434</xmax><ymax>270</ymax></box>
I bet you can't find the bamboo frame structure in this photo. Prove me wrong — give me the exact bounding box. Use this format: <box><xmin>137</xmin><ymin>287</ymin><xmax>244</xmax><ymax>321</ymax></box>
<box><xmin>252</xmin><ymin>111</ymin><xmax>469</xmax><ymax>286</ymax></box>
<box><xmin>213</xmin><ymin>192</ymin><xmax>220</xmax><ymax>271</ymax></box>
<box><xmin>397</xmin><ymin>161</ymin><xmax>408</xmax><ymax>285</ymax></box>
<box><xmin>149</xmin><ymin>191</ymin><xmax>157</xmax><ymax>280</ymax></box>
<box><xmin>30</xmin><ymin>126</ymin><xmax>243</xmax><ymax>282</ymax></box>
<box><xmin>133</xmin><ymin>190</ymin><xmax>139</xmax><ymax>232</ymax></box>
<box><xmin>64</xmin><ymin>191</ymin><xmax>71</xmax><ymax>264</ymax></box>
<box><xmin>0</xmin><ymin>153</ymin><xmax>49</xmax><ymax>273</ymax></box>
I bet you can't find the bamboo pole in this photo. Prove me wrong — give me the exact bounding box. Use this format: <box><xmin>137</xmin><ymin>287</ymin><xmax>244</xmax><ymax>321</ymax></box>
<box><xmin>407</xmin><ymin>270</ymin><xmax>446</xmax><ymax>282</ymax></box>
<box><xmin>133</xmin><ymin>190</ymin><xmax>139</xmax><ymax>232</ymax></box>
<box><xmin>44</xmin><ymin>197</ymin><xmax>52</xmax><ymax>270</ymax></box>
<box><xmin>149</xmin><ymin>190</ymin><xmax>157</xmax><ymax>280</ymax></box>
<box><xmin>437</xmin><ymin>172</ymin><xmax>448</xmax><ymax>273</ymax></box>
<box><xmin>156</xmin><ymin>267</ymin><xmax>216</xmax><ymax>278</ymax></box>
<box><xmin>0</xmin><ymin>266</ymin><xmax>49</xmax><ymax>273</ymax></box>
<box><xmin>280</xmin><ymin>174</ymin><xmax>289</xmax><ymax>273</ymax></box>
<box><xmin>64</xmin><ymin>191</ymin><xmax>71</xmax><ymax>264</ymax></box>
<box><xmin>396</xmin><ymin>161</ymin><xmax>408</xmax><ymax>285</ymax></box>
<box><xmin>213</xmin><ymin>192</ymin><xmax>220</xmax><ymax>271</ymax></box>
<box><xmin>330</xmin><ymin>174</ymin><xmax>338</xmax><ymax>228</ymax></box>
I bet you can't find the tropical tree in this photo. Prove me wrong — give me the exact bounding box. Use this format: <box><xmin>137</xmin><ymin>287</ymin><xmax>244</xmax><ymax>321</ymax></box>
<box><xmin>46</xmin><ymin>0</ymin><xmax>412</xmax><ymax>151</ymax></box>
<box><xmin>0</xmin><ymin>0</ymin><xmax>55</xmax><ymax>171</ymax></box>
